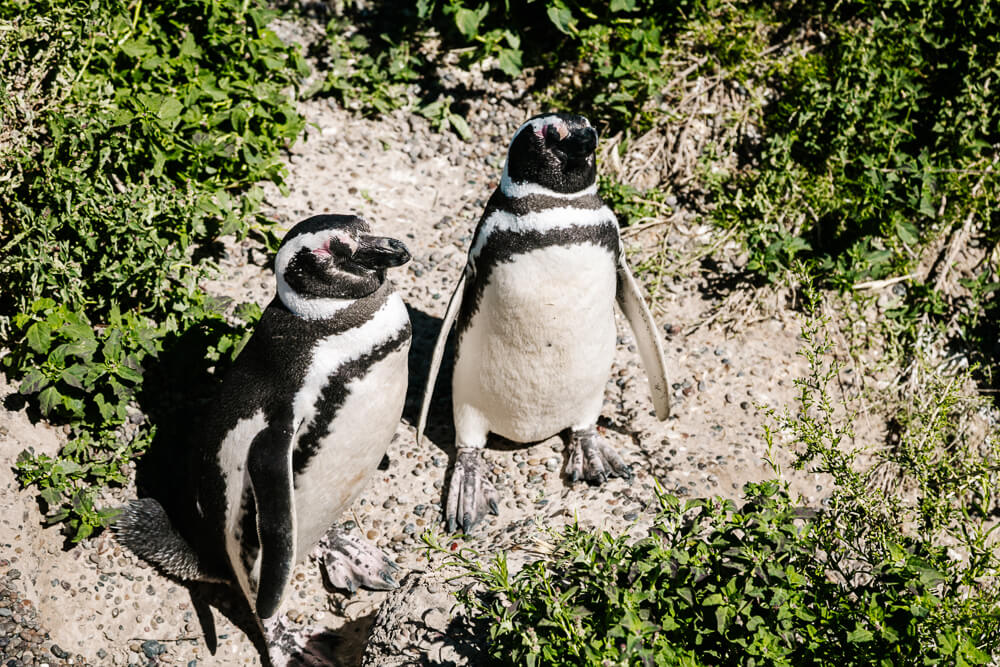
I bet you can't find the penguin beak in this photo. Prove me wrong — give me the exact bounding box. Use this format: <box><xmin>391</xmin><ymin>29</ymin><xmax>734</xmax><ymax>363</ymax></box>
<box><xmin>557</xmin><ymin>126</ymin><xmax>598</xmax><ymax>159</ymax></box>
<box><xmin>352</xmin><ymin>236</ymin><xmax>411</xmax><ymax>270</ymax></box>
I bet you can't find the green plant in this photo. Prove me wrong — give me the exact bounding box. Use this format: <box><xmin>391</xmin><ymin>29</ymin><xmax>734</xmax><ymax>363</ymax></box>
<box><xmin>764</xmin><ymin>306</ymin><xmax>1000</xmax><ymax>644</ymax></box>
<box><xmin>1</xmin><ymin>0</ymin><xmax>305</xmax><ymax>539</ymax></box>
<box><xmin>433</xmin><ymin>480</ymin><xmax>995</xmax><ymax>665</ymax></box>
<box><xmin>710</xmin><ymin>0</ymin><xmax>1000</xmax><ymax>367</ymax></box>
<box><xmin>312</xmin><ymin>17</ymin><xmax>422</xmax><ymax>115</ymax></box>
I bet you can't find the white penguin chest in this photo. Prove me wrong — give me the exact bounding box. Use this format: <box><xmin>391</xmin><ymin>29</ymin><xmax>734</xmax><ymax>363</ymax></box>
<box><xmin>454</xmin><ymin>243</ymin><xmax>617</xmax><ymax>441</ymax></box>
<box><xmin>289</xmin><ymin>293</ymin><xmax>410</xmax><ymax>555</ymax></box>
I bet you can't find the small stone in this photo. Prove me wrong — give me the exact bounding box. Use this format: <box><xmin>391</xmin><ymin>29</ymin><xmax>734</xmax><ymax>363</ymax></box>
<box><xmin>51</xmin><ymin>645</ymin><xmax>70</xmax><ymax>659</ymax></box>
<box><xmin>141</xmin><ymin>639</ymin><xmax>165</xmax><ymax>658</ymax></box>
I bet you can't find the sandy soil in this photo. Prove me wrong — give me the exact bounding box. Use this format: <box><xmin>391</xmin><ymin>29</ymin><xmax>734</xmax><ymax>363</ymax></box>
<box><xmin>0</xmin><ymin>23</ymin><xmax>834</xmax><ymax>667</ymax></box>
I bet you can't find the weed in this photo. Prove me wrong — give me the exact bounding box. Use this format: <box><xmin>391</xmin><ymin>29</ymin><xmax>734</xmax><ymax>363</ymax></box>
<box><xmin>710</xmin><ymin>0</ymin><xmax>1000</xmax><ymax>371</ymax></box>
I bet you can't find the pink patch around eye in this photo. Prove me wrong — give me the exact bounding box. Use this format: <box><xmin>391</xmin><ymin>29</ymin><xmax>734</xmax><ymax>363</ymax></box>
<box><xmin>312</xmin><ymin>241</ymin><xmax>331</xmax><ymax>256</ymax></box>
<box><xmin>535</xmin><ymin>125</ymin><xmax>547</xmax><ymax>139</ymax></box>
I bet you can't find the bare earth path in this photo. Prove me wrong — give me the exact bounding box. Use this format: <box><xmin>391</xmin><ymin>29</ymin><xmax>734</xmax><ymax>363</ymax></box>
<box><xmin>0</xmin><ymin>79</ymin><xmax>827</xmax><ymax>665</ymax></box>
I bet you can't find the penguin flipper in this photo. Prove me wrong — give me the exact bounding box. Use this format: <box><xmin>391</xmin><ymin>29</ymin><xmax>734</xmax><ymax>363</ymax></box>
<box><xmin>417</xmin><ymin>270</ymin><xmax>467</xmax><ymax>444</ymax></box>
<box><xmin>247</xmin><ymin>421</ymin><xmax>297</xmax><ymax>619</ymax></box>
<box><xmin>615</xmin><ymin>251</ymin><xmax>671</xmax><ymax>420</ymax></box>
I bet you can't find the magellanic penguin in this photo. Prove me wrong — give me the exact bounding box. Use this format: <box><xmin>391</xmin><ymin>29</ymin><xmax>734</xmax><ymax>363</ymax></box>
<box><xmin>417</xmin><ymin>113</ymin><xmax>671</xmax><ymax>533</ymax></box>
<box><xmin>115</xmin><ymin>215</ymin><xmax>412</xmax><ymax>667</ymax></box>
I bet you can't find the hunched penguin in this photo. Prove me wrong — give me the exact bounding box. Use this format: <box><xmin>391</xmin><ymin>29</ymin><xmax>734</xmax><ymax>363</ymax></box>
<box><xmin>418</xmin><ymin>113</ymin><xmax>671</xmax><ymax>534</ymax></box>
<box><xmin>116</xmin><ymin>214</ymin><xmax>411</xmax><ymax>666</ymax></box>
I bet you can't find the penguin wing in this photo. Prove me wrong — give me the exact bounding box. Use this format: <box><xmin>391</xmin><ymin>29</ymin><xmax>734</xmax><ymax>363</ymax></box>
<box><xmin>416</xmin><ymin>269</ymin><xmax>467</xmax><ymax>444</ymax></box>
<box><xmin>247</xmin><ymin>417</ymin><xmax>296</xmax><ymax>619</ymax></box>
<box><xmin>615</xmin><ymin>250</ymin><xmax>671</xmax><ymax>420</ymax></box>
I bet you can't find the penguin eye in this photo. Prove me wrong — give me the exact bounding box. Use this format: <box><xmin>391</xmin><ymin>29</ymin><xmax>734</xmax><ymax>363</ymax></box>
<box><xmin>544</xmin><ymin>124</ymin><xmax>562</xmax><ymax>144</ymax></box>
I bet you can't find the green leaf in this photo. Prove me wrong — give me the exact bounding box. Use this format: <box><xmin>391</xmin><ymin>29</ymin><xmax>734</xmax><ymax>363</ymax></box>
<box><xmin>26</xmin><ymin>321</ymin><xmax>52</xmax><ymax>354</ymax></box>
<box><xmin>453</xmin><ymin>3</ymin><xmax>488</xmax><ymax>38</ymax></box>
<box><xmin>19</xmin><ymin>369</ymin><xmax>50</xmax><ymax>395</ymax></box>
<box><xmin>63</xmin><ymin>339</ymin><xmax>99</xmax><ymax>361</ymax></box>
<box><xmin>115</xmin><ymin>364</ymin><xmax>143</xmax><ymax>384</ymax></box>
<box><xmin>103</xmin><ymin>328</ymin><xmax>123</xmax><ymax>363</ymax></box>
<box><xmin>449</xmin><ymin>113</ymin><xmax>473</xmax><ymax>141</ymax></box>
<box><xmin>703</xmin><ymin>593</ymin><xmax>724</xmax><ymax>606</ymax></box>
<box><xmin>497</xmin><ymin>48</ymin><xmax>523</xmax><ymax>77</ymax></box>
<box><xmin>546</xmin><ymin>0</ymin><xmax>577</xmax><ymax>35</ymax></box>
<box><xmin>39</xmin><ymin>487</ymin><xmax>63</xmax><ymax>506</ymax></box>
<box><xmin>847</xmin><ymin>625</ymin><xmax>874</xmax><ymax>643</ymax></box>
<box><xmin>715</xmin><ymin>606</ymin><xmax>729</xmax><ymax>632</ymax></box>
<box><xmin>60</xmin><ymin>364</ymin><xmax>90</xmax><ymax>390</ymax></box>
<box><xmin>38</xmin><ymin>386</ymin><xmax>62</xmax><ymax>416</ymax></box>
<box><xmin>610</xmin><ymin>0</ymin><xmax>637</xmax><ymax>10</ymax></box>
<box><xmin>74</xmin><ymin>521</ymin><xmax>94</xmax><ymax>542</ymax></box>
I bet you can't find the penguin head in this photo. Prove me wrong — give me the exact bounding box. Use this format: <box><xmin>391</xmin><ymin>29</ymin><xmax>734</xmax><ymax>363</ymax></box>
<box><xmin>501</xmin><ymin>113</ymin><xmax>598</xmax><ymax>196</ymax></box>
<box><xmin>274</xmin><ymin>215</ymin><xmax>411</xmax><ymax>319</ymax></box>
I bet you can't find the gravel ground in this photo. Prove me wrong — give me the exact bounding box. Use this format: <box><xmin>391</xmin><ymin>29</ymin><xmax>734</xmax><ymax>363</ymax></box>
<box><xmin>0</xmin><ymin>21</ymin><xmax>832</xmax><ymax>667</ymax></box>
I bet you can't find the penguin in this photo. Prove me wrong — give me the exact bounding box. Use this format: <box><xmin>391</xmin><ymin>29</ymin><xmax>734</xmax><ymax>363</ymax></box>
<box><xmin>417</xmin><ymin>113</ymin><xmax>671</xmax><ymax>533</ymax></box>
<box><xmin>115</xmin><ymin>214</ymin><xmax>412</xmax><ymax>666</ymax></box>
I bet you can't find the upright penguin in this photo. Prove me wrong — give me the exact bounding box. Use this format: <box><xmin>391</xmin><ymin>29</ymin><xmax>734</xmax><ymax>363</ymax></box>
<box><xmin>116</xmin><ymin>215</ymin><xmax>412</xmax><ymax>666</ymax></box>
<box><xmin>418</xmin><ymin>113</ymin><xmax>671</xmax><ymax>533</ymax></box>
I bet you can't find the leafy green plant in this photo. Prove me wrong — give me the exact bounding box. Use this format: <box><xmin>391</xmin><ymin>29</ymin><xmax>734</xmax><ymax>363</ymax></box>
<box><xmin>710</xmin><ymin>0</ymin><xmax>999</xmax><ymax>362</ymax></box>
<box><xmin>433</xmin><ymin>480</ymin><xmax>995</xmax><ymax>665</ymax></box>
<box><xmin>312</xmin><ymin>17</ymin><xmax>422</xmax><ymax>115</ymax></box>
<box><xmin>0</xmin><ymin>0</ymin><xmax>305</xmax><ymax>539</ymax></box>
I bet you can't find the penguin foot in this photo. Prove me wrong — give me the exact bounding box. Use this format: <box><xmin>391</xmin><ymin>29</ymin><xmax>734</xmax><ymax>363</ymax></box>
<box><xmin>314</xmin><ymin>531</ymin><xmax>399</xmax><ymax>593</ymax></box>
<box><xmin>565</xmin><ymin>428</ymin><xmax>632</xmax><ymax>485</ymax></box>
<box><xmin>262</xmin><ymin>613</ymin><xmax>338</xmax><ymax>667</ymax></box>
<box><xmin>445</xmin><ymin>448</ymin><xmax>500</xmax><ymax>533</ymax></box>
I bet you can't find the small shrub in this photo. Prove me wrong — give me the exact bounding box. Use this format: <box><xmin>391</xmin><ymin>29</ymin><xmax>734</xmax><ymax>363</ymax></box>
<box><xmin>0</xmin><ymin>0</ymin><xmax>305</xmax><ymax>539</ymax></box>
<box><xmin>437</xmin><ymin>481</ymin><xmax>995</xmax><ymax>666</ymax></box>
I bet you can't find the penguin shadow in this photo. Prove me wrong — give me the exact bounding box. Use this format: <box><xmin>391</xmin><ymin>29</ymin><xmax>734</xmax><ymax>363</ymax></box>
<box><xmin>402</xmin><ymin>304</ymin><xmax>454</xmax><ymax>448</ymax></box>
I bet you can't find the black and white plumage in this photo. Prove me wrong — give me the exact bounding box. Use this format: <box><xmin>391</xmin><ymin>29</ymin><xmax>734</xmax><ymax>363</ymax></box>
<box><xmin>115</xmin><ymin>215</ymin><xmax>411</xmax><ymax>666</ymax></box>
<box><xmin>418</xmin><ymin>113</ymin><xmax>671</xmax><ymax>533</ymax></box>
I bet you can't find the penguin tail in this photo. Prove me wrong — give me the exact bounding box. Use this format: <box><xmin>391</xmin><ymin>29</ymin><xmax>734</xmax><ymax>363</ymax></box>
<box><xmin>113</xmin><ymin>497</ymin><xmax>225</xmax><ymax>583</ymax></box>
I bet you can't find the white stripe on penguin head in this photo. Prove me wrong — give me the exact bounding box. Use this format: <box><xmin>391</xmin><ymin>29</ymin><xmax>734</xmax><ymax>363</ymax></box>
<box><xmin>275</xmin><ymin>230</ymin><xmax>356</xmax><ymax>319</ymax></box>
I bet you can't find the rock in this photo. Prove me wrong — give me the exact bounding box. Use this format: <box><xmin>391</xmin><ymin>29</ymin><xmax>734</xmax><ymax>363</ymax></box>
<box><xmin>362</xmin><ymin>570</ymin><xmax>486</xmax><ymax>667</ymax></box>
<box><xmin>141</xmin><ymin>639</ymin><xmax>166</xmax><ymax>658</ymax></box>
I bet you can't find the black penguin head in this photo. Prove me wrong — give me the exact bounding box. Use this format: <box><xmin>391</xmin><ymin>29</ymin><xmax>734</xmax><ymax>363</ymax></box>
<box><xmin>274</xmin><ymin>215</ymin><xmax>411</xmax><ymax>319</ymax></box>
<box><xmin>501</xmin><ymin>113</ymin><xmax>598</xmax><ymax>196</ymax></box>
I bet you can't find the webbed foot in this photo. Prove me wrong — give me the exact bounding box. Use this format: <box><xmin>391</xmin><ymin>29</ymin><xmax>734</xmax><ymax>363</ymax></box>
<box><xmin>263</xmin><ymin>613</ymin><xmax>337</xmax><ymax>667</ymax></box>
<box><xmin>314</xmin><ymin>531</ymin><xmax>399</xmax><ymax>593</ymax></box>
<box><xmin>445</xmin><ymin>448</ymin><xmax>499</xmax><ymax>533</ymax></box>
<box><xmin>565</xmin><ymin>427</ymin><xmax>632</xmax><ymax>484</ymax></box>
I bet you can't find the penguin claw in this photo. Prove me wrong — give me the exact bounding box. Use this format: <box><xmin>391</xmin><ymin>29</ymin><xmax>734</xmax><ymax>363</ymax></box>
<box><xmin>565</xmin><ymin>428</ymin><xmax>630</xmax><ymax>486</ymax></box>
<box><xmin>314</xmin><ymin>531</ymin><xmax>400</xmax><ymax>594</ymax></box>
<box><xmin>445</xmin><ymin>448</ymin><xmax>498</xmax><ymax>534</ymax></box>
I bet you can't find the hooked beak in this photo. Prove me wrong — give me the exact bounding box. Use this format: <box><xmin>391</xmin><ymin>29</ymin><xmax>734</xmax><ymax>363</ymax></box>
<box><xmin>352</xmin><ymin>235</ymin><xmax>411</xmax><ymax>270</ymax></box>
